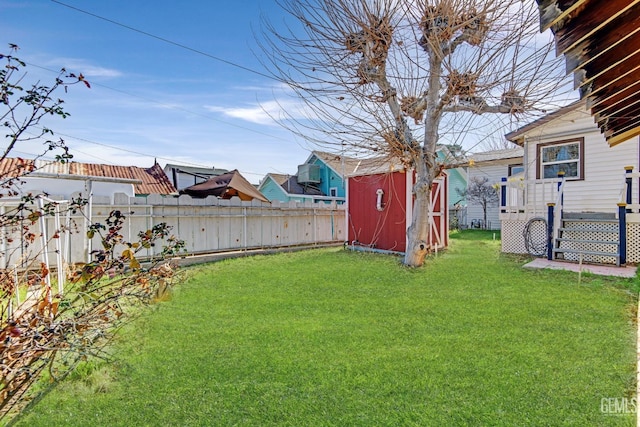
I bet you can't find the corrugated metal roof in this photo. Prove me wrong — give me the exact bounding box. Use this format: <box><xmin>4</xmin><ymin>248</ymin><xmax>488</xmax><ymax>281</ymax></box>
<box><xmin>0</xmin><ymin>158</ymin><xmax>177</xmax><ymax>195</ymax></box>
<box><xmin>0</xmin><ymin>157</ymin><xmax>36</xmax><ymax>179</ymax></box>
<box><xmin>538</xmin><ymin>0</ymin><xmax>640</xmax><ymax>146</ymax></box>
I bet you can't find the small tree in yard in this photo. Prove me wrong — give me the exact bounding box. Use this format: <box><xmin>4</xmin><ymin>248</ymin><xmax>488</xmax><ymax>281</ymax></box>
<box><xmin>458</xmin><ymin>176</ymin><xmax>498</xmax><ymax>229</ymax></box>
<box><xmin>260</xmin><ymin>0</ymin><xmax>569</xmax><ymax>266</ymax></box>
<box><xmin>0</xmin><ymin>44</ymin><xmax>185</xmax><ymax>422</ymax></box>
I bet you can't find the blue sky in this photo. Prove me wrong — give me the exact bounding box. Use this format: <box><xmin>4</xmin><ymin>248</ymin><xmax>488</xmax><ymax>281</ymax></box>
<box><xmin>1</xmin><ymin>0</ymin><xmax>311</xmax><ymax>183</ymax></box>
<box><xmin>2</xmin><ymin>1</ymin><xmax>577</xmax><ymax>184</ymax></box>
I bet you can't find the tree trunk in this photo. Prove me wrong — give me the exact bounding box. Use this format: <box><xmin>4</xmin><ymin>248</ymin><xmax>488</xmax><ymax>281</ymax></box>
<box><xmin>483</xmin><ymin>205</ymin><xmax>488</xmax><ymax>230</ymax></box>
<box><xmin>404</xmin><ymin>153</ymin><xmax>434</xmax><ymax>267</ymax></box>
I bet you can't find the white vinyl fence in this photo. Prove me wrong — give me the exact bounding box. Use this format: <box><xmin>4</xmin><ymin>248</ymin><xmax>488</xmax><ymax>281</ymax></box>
<box><xmin>1</xmin><ymin>193</ymin><xmax>346</xmax><ymax>269</ymax></box>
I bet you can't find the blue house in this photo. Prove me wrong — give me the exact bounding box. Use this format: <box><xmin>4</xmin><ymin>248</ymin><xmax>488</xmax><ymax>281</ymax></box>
<box><xmin>258</xmin><ymin>151</ymin><xmax>377</xmax><ymax>204</ymax></box>
<box><xmin>258</xmin><ymin>173</ymin><xmax>326</xmax><ymax>203</ymax></box>
<box><xmin>437</xmin><ymin>147</ymin><xmax>468</xmax><ymax>208</ymax></box>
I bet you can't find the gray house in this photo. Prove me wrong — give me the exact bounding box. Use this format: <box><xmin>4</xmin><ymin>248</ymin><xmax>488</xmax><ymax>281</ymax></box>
<box><xmin>163</xmin><ymin>163</ymin><xmax>229</xmax><ymax>192</ymax></box>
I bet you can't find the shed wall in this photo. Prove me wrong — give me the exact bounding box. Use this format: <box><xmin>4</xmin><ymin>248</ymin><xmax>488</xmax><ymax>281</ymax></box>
<box><xmin>348</xmin><ymin>171</ymin><xmax>408</xmax><ymax>252</ymax></box>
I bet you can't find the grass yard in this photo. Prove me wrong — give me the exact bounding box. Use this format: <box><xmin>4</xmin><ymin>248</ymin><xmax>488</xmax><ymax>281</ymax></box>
<box><xmin>14</xmin><ymin>231</ymin><xmax>638</xmax><ymax>426</ymax></box>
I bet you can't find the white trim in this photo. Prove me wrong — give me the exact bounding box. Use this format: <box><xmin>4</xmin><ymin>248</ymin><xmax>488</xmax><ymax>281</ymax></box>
<box><xmin>345</xmin><ymin>177</ymin><xmax>349</xmax><ymax>243</ymax></box>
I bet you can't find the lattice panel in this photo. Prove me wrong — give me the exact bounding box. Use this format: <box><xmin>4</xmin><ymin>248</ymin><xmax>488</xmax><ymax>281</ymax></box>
<box><xmin>501</xmin><ymin>218</ymin><xmax>640</xmax><ymax>264</ymax></box>
<box><xmin>558</xmin><ymin>220</ymin><xmax>618</xmax><ymax>264</ymax></box>
<box><xmin>628</xmin><ymin>223</ymin><xmax>640</xmax><ymax>264</ymax></box>
<box><xmin>501</xmin><ymin>220</ymin><xmax>528</xmax><ymax>254</ymax></box>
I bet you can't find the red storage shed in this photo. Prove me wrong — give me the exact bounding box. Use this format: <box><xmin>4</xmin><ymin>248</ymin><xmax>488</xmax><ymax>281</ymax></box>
<box><xmin>346</xmin><ymin>163</ymin><xmax>448</xmax><ymax>253</ymax></box>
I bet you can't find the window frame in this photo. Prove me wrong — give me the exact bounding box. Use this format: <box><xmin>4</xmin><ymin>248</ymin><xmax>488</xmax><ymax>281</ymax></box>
<box><xmin>508</xmin><ymin>164</ymin><xmax>524</xmax><ymax>177</ymax></box>
<box><xmin>536</xmin><ymin>137</ymin><xmax>584</xmax><ymax>180</ymax></box>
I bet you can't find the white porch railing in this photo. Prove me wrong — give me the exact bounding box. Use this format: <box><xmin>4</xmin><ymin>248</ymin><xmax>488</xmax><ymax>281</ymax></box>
<box><xmin>499</xmin><ymin>177</ymin><xmax>564</xmax><ymax>220</ymax></box>
<box><xmin>620</xmin><ymin>166</ymin><xmax>640</xmax><ymax>214</ymax></box>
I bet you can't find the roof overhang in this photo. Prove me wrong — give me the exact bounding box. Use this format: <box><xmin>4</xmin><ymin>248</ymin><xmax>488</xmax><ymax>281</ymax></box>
<box><xmin>538</xmin><ymin>0</ymin><xmax>640</xmax><ymax>146</ymax></box>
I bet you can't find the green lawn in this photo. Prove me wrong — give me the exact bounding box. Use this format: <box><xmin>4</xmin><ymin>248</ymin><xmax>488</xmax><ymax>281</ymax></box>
<box><xmin>15</xmin><ymin>231</ymin><xmax>638</xmax><ymax>426</ymax></box>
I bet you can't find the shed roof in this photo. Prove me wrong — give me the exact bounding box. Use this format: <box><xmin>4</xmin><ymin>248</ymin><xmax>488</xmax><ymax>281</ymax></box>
<box><xmin>310</xmin><ymin>151</ymin><xmax>382</xmax><ymax>176</ymax></box>
<box><xmin>538</xmin><ymin>0</ymin><xmax>640</xmax><ymax>146</ymax></box>
<box><xmin>0</xmin><ymin>158</ymin><xmax>177</xmax><ymax>195</ymax></box>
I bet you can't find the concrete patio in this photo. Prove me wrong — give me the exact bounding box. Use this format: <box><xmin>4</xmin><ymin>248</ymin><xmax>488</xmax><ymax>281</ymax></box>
<box><xmin>524</xmin><ymin>258</ymin><xmax>638</xmax><ymax>278</ymax></box>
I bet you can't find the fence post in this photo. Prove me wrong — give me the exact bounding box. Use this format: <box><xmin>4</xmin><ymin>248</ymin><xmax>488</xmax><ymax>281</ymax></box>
<box><xmin>547</xmin><ymin>203</ymin><xmax>555</xmax><ymax>261</ymax></box>
<box><xmin>618</xmin><ymin>202</ymin><xmax>627</xmax><ymax>266</ymax></box>
<box><xmin>500</xmin><ymin>177</ymin><xmax>507</xmax><ymax>213</ymax></box>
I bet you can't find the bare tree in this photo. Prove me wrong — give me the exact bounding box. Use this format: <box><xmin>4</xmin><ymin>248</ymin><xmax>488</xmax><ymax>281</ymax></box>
<box><xmin>458</xmin><ymin>176</ymin><xmax>498</xmax><ymax>229</ymax></box>
<box><xmin>477</xmin><ymin>133</ymin><xmax>515</xmax><ymax>151</ymax></box>
<box><xmin>259</xmin><ymin>0</ymin><xmax>569</xmax><ymax>266</ymax></box>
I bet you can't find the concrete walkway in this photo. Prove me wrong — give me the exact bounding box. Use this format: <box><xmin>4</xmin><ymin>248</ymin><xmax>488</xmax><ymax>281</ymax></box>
<box><xmin>523</xmin><ymin>258</ymin><xmax>637</xmax><ymax>278</ymax></box>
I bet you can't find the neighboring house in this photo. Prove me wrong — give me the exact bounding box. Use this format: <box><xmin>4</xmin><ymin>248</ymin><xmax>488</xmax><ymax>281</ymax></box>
<box><xmin>458</xmin><ymin>147</ymin><xmax>524</xmax><ymax>230</ymax></box>
<box><xmin>0</xmin><ymin>158</ymin><xmax>177</xmax><ymax>201</ymax></box>
<box><xmin>346</xmin><ymin>157</ymin><xmax>448</xmax><ymax>253</ymax></box>
<box><xmin>441</xmin><ymin>165</ymin><xmax>467</xmax><ymax>207</ymax></box>
<box><xmin>260</xmin><ymin>149</ymin><xmax>464</xmax><ymax>208</ymax></box>
<box><xmin>499</xmin><ymin>100</ymin><xmax>640</xmax><ymax>265</ymax></box>
<box><xmin>258</xmin><ymin>151</ymin><xmax>379</xmax><ymax>204</ymax></box>
<box><xmin>163</xmin><ymin>163</ymin><xmax>228</xmax><ymax>192</ymax></box>
<box><xmin>303</xmin><ymin>151</ymin><xmax>380</xmax><ymax>199</ymax></box>
<box><xmin>258</xmin><ymin>173</ymin><xmax>326</xmax><ymax>203</ymax></box>
<box><xmin>180</xmin><ymin>169</ymin><xmax>268</xmax><ymax>202</ymax></box>
<box><xmin>437</xmin><ymin>147</ymin><xmax>468</xmax><ymax>229</ymax></box>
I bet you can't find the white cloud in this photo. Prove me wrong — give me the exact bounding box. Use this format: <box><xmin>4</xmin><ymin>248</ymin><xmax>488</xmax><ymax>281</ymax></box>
<box><xmin>43</xmin><ymin>57</ymin><xmax>123</xmax><ymax>78</ymax></box>
<box><xmin>205</xmin><ymin>99</ymin><xmax>308</xmax><ymax>125</ymax></box>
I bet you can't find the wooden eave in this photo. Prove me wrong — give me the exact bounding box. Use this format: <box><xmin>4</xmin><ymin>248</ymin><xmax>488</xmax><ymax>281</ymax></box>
<box><xmin>538</xmin><ymin>0</ymin><xmax>640</xmax><ymax>146</ymax></box>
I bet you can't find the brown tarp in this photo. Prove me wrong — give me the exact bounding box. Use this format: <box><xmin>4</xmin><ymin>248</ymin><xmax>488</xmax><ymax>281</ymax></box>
<box><xmin>180</xmin><ymin>169</ymin><xmax>269</xmax><ymax>202</ymax></box>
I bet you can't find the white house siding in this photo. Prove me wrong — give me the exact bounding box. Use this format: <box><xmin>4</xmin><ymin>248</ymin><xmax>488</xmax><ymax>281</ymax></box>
<box><xmin>18</xmin><ymin>176</ymin><xmax>135</xmax><ymax>200</ymax></box>
<box><xmin>523</xmin><ymin>112</ymin><xmax>640</xmax><ymax>214</ymax></box>
<box><xmin>466</xmin><ymin>160</ymin><xmax>514</xmax><ymax>230</ymax></box>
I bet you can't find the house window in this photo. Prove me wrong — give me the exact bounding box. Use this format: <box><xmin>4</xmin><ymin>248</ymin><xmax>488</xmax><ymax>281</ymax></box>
<box><xmin>508</xmin><ymin>164</ymin><xmax>524</xmax><ymax>176</ymax></box>
<box><xmin>329</xmin><ymin>187</ymin><xmax>338</xmax><ymax>197</ymax></box>
<box><xmin>537</xmin><ymin>138</ymin><xmax>584</xmax><ymax>180</ymax></box>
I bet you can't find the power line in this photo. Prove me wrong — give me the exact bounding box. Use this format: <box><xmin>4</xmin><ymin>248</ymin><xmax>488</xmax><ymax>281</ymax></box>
<box><xmin>50</xmin><ymin>0</ymin><xmax>275</xmax><ymax>81</ymax></box>
<box><xmin>26</xmin><ymin>61</ymin><xmax>291</xmax><ymax>143</ymax></box>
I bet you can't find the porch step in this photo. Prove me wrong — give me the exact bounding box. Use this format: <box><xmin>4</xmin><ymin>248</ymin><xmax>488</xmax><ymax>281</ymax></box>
<box><xmin>562</xmin><ymin>212</ymin><xmax>616</xmax><ymax>220</ymax></box>
<box><xmin>558</xmin><ymin>227</ymin><xmax>618</xmax><ymax>233</ymax></box>
<box><xmin>554</xmin><ymin>214</ymin><xmax>621</xmax><ymax>266</ymax></box>
<box><xmin>563</xmin><ymin>219</ymin><xmax>618</xmax><ymax>224</ymax></box>
<box><xmin>553</xmin><ymin>248</ymin><xmax>620</xmax><ymax>266</ymax></box>
<box><xmin>556</xmin><ymin>238</ymin><xmax>619</xmax><ymax>246</ymax></box>
<box><xmin>553</xmin><ymin>248</ymin><xmax>620</xmax><ymax>259</ymax></box>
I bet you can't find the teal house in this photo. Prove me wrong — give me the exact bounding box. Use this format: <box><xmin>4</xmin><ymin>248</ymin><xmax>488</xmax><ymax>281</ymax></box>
<box><xmin>437</xmin><ymin>148</ymin><xmax>468</xmax><ymax>207</ymax></box>
<box><xmin>258</xmin><ymin>151</ymin><xmax>369</xmax><ymax>204</ymax></box>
